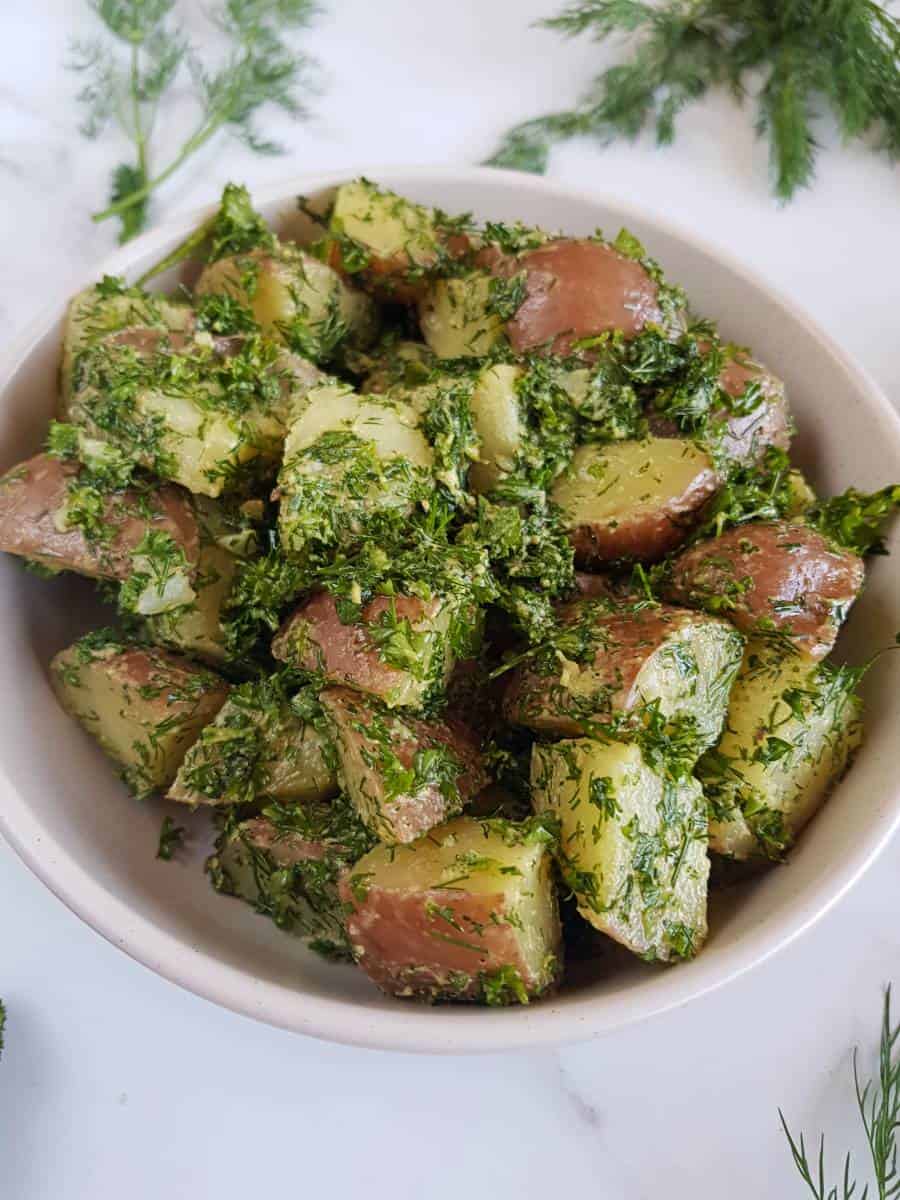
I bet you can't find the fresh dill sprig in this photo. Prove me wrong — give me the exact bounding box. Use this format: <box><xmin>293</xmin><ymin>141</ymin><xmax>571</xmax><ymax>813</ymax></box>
<box><xmin>780</xmin><ymin>986</ymin><xmax>900</xmax><ymax>1199</ymax></box>
<box><xmin>486</xmin><ymin>1</ymin><xmax>900</xmax><ymax>202</ymax></box>
<box><xmin>70</xmin><ymin>0</ymin><xmax>321</xmax><ymax>242</ymax></box>
<box><xmin>156</xmin><ymin>815</ymin><xmax>186</xmax><ymax>861</ymax></box>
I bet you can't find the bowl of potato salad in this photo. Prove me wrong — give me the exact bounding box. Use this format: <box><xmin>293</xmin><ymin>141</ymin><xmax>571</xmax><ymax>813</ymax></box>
<box><xmin>0</xmin><ymin>167</ymin><xmax>898</xmax><ymax>1052</ymax></box>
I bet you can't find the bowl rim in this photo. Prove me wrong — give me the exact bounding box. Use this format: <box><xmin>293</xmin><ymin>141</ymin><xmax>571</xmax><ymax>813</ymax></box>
<box><xmin>2</xmin><ymin>163</ymin><xmax>899</xmax><ymax>1054</ymax></box>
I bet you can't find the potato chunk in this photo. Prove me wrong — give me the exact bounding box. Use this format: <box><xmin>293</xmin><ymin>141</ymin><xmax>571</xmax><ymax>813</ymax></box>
<box><xmin>273</xmin><ymin>590</ymin><xmax>477</xmax><ymax>711</ymax></box>
<box><xmin>208</xmin><ymin>797</ymin><xmax>374</xmax><ymax>956</ymax></box>
<box><xmin>666</xmin><ymin>520</ymin><xmax>864</xmax><ymax>659</ymax></box>
<box><xmin>467</xmin><ymin>364</ymin><xmax>523</xmax><ymax>493</ymax></box>
<box><xmin>62</xmin><ymin>282</ymin><xmax>194</xmax><ymax>405</ymax></box>
<box><xmin>195</xmin><ymin>244</ymin><xmax>377</xmax><ymax>362</ymax></box>
<box><xmin>276</xmin><ymin>382</ymin><xmax>434</xmax><ymax>556</ymax></box>
<box><xmin>714</xmin><ymin>349</ymin><xmax>791</xmax><ymax>467</ymax></box>
<box><xmin>339</xmin><ymin>816</ymin><xmax>562</xmax><ymax>1002</ymax></box>
<box><xmin>320</xmin><ymin>687</ymin><xmax>487</xmax><ymax>844</ymax></box>
<box><xmin>67</xmin><ymin>328</ymin><xmax>321</xmax><ymax>497</ymax></box>
<box><xmin>552</xmin><ymin>438</ymin><xmax>719</xmax><ymax>564</ymax></box>
<box><xmin>144</xmin><ymin>543</ymin><xmax>237</xmax><ymax>665</ymax></box>
<box><xmin>418</xmin><ymin>272</ymin><xmax>504</xmax><ymax>359</ymax></box>
<box><xmin>698</xmin><ymin>644</ymin><xmax>863</xmax><ymax>860</ymax></box>
<box><xmin>0</xmin><ymin>453</ymin><xmax>199</xmax><ymax>592</ymax></box>
<box><xmin>505</xmin><ymin>239</ymin><xmax>666</xmax><ymax>355</ymax></box>
<box><xmin>169</xmin><ymin>680</ymin><xmax>337</xmax><ymax>806</ymax></box>
<box><xmin>327</xmin><ymin>179</ymin><xmax>468</xmax><ymax>301</ymax></box>
<box><xmin>51</xmin><ymin>635</ymin><xmax>229</xmax><ymax>797</ymax></box>
<box><xmin>504</xmin><ymin>599</ymin><xmax>742</xmax><ymax>752</ymax></box>
<box><xmin>532</xmin><ymin>739</ymin><xmax>709</xmax><ymax>962</ymax></box>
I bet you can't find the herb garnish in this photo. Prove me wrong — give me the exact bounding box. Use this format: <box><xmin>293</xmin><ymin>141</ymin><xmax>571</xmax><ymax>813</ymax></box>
<box><xmin>487</xmin><ymin>1</ymin><xmax>900</xmax><ymax>202</ymax></box>
<box><xmin>156</xmin><ymin>815</ymin><xmax>186</xmax><ymax>860</ymax></box>
<box><xmin>70</xmin><ymin>0</ymin><xmax>321</xmax><ymax>242</ymax></box>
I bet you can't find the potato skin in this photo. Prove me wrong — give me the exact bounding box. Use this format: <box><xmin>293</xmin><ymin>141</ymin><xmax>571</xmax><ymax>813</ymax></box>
<box><xmin>505</xmin><ymin>239</ymin><xmax>664</xmax><ymax>356</ymax></box>
<box><xmin>272</xmin><ymin>590</ymin><xmax>452</xmax><ymax>709</ymax></box>
<box><xmin>0</xmin><ymin>453</ymin><xmax>199</xmax><ymax>580</ymax></box>
<box><xmin>320</xmin><ymin>686</ymin><xmax>487</xmax><ymax>844</ymax></box>
<box><xmin>666</xmin><ymin>520</ymin><xmax>864</xmax><ymax>658</ymax></box>
<box><xmin>338</xmin><ymin>816</ymin><xmax>561</xmax><ymax>1002</ymax></box>
<box><xmin>503</xmin><ymin>599</ymin><xmax>742</xmax><ymax>744</ymax></box>
<box><xmin>553</xmin><ymin>439</ymin><xmax>719</xmax><ymax>565</ymax></box>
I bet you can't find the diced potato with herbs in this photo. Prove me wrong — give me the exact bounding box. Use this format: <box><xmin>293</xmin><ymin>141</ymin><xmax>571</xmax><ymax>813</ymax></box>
<box><xmin>51</xmin><ymin>634</ymin><xmax>229</xmax><ymax>797</ymax></box>
<box><xmin>208</xmin><ymin>796</ymin><xmax>374</xmax><ymax>956</ymax></box>
<box><xmin>340</xmin><ymin>815</ymin><xmax>561</xmax><ymax>1002</ymax></box>
<box><xmin>358</xmin><ymin>340</ymin><xmax>435</xmax><ymax>394</ymax></box>
<box><xmin>552</xmin><ymin>438</ymin><xmax>719</xmax><ymax>565</ymax></box>
<box><xmin>320</xmin><ymin>686</ymin><xmax>487</xmax><ymax>844</ymax></box>
<box><xmin>66</xmin><ymin>325</ymin><xmax>321</xmax><ymax>498</ymax></box>
<box><xmin>61</xmin><ymin>280</ymin><xmax>194</xmax><ymax>406</ymax></box>
<box><xmin>273</xmin><ymin>589</ymin><xmax>479</xmax><ymax>711</ymax></box>
<box><xmin>666</xmin><ymin>520</ymin><xmax>864</xmax><ymax>660</ymax></box>
<box><xmin>698</xmin><ymin>644</ymin><xmax>863</xmax><ymax>860</ymax></box>
<box><xmin>144</xmin><ymin>543</ymin><xmax>238</xmax><ymax>665</ymax></box>
<box><xmin>532</xmin><ymin>738</ymin><xmax>709</xmax><ymax>962</ymax></box>
<box><xmin>327</xmin><ymin>178</ymin><xmax>468</xmax><ymax>301</ymax></box>
<box><xmin>467</xmin><ymin>364</ymin><xmax>523</xmax><ymax>494</ymax></box>
<box><xmin>195</xmin><ymin>244</ymin><xmax>377</xmax><ymax>362</ymax></box>
<box><xmin>169</xmin><ymin>680</ymin><xmax>337</xmax><ymax>806</ymax></box>
<box><xmin>0</xmin><ymin>452</ymin><xmax>199</xmax><ymax>606</ymax></box>
<box><xmin>504</xmin><ymin>599</ymin><xmax>743</xmax><ymax>754</ymax></box>
<box><xmin>276</xmin><ymin>381</ymin><xmax>434</xmax><ymax>556</ymax></box>
<box><xmin>418</xmin><ymin>272</ymin><xmax>504</xmax><ymax>358</ymax></box>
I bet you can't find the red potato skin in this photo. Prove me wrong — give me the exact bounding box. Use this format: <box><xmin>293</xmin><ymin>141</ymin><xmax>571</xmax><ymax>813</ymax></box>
<box><xmin>649</xmin><ymin>346</ymin><xmax>791</xmax><ymax>467</ymax></box>
<box><xmin>665</xmin><ymin>520</ymin><xmax>864</xmax><ymax>659</ymax></box>
<box><xmin>105</xmin><ymin>647</ymin><xmax>229</xmax><ymax>712</ymax></box>
<box><xmin>504</xmin><ymin>239</ymin><xmax>664</xmax><ymax>356</ymax></box>
<box><xmin>320</xmin><ymin>686</ymin><xmax>487</xmax><ymax>844</ymax></box>
<box><xmin>272</xmin><ymin>591</ymin><xmax>441</xmax><ymax>701</ymax></box>
<box><xmin>503</xmin><ymin>600</ymin><xmax>712</xmax><ymax>735</ymax></box>
<box><xmin>339</xmin><ymin>881</ymin><xmax>539</xmax><ymax>1000</ymax></box>
<box><xmin>239</xmin><ymin>817</ymin><xmax>331</xmax><ymax>866</ymax></box>
<box><xmin>568</xmin><ymin>464</ymin><xmax>720</xmax><ymax>566</ymax></box>
<box><xmin>0</xmin><ymin>453</ymin><xmax>200</xmax><ymax>580</ymax></box>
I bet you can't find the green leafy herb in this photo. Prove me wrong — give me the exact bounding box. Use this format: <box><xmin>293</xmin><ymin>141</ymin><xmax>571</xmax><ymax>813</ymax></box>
<box><xmin>70</xmin><ymin>0</ymin><xmax>321</xmax><ymax>242</ymax></box>
<box><xmin>808</xmin><ymin>486</ymin><xmax>900</xmax><ymax>557</ymax></box>
<box><xmin>157</xmin><ymin>815</ymin><xmax>186</xmax><ymax>860</ymax></box>
<box><xmin>487</xmin><ymin>1</ymin><xmax>900</xmax><ymax>202</ymax></box>
<box><xmin>781</xmin><ymin>986</ymin><xmax>900</xmax><ymax>1199</ymax></box>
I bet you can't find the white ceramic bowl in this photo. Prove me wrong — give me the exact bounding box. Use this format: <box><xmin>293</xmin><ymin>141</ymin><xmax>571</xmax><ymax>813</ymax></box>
<box><xmin>1</xmin><ymin>167</ymin><xmax>899</xmax><ymax>1054</ymax></box>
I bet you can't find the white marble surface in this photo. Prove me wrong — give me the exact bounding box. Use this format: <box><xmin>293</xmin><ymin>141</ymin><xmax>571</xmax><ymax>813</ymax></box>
<box><xmin>2</xmin><ymin>2</ymin><xmax>900</xmax><ymax>1196</ymax></box>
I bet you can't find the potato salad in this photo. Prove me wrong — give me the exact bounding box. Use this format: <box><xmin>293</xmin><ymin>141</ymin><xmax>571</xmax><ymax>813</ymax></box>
<box><xmin>2</xmin><ymin>179</ymin><xmax>897</xmax><ymax>1006</ymax></box>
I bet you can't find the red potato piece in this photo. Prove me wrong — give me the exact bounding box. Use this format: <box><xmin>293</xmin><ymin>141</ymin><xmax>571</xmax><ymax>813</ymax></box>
<box><xmin>0</xmin><ymin>453</ymin><xmax>199</xmax><ymax>580</ymax></box>
<box><xmin>503</xmin><ymin>599</ymin><xmax>743</xmax><ymax>746</ymax></box>
<box><xmin>665</xmin><ymin>520</ymin><xmax>864</xmax><ymax>659</ymax></box>
<box><xmin>551</xmin><ymin>438</ymin><xmax>720</xmax><ymax>565</ymax></box>
<box><xmin>51</xmin><ymin>636</ymin><xmax>229</xmax><ymax>796</ymax></box>
<box><xmin>272</xmin><ymin>590</ymin><xmax>455</xmax><ymax>710</ymax></box>
<box><xmin>339</xmin><ymin>816</ymin><xmax>561</xmax><ymax>1003</ymax></box>
<box><xmin>320</xmin><ymin>686</ymin><xmax>487</xmax><ymax>844</ymax></box>
<box><xmin>505</xmin><ymin>239</ymin><xmax>664</xmax><ymax>356</ymax></box>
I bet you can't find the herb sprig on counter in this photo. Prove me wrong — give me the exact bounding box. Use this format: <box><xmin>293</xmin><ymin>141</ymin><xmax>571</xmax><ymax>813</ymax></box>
<box><xmin>487</xmin><ymin>1</ymin><xmax>900</xmax><ymax>202</ymax></box>
<box><xmin>781</xmin><ymin>987</ymin><xmax>900</xmax><ymax>1199</ymax></box>
<box><xmin>70</xmin><ymin>0</ymin><xmax>322</xmax><ymax>243</ymax></box>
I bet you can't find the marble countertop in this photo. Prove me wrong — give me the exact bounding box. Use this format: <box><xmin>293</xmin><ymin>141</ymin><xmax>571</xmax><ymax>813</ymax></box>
<box><xmin>2</xmin><ymin>2</ymin><xmax>899</xmax><ymax>1196</ymax></box>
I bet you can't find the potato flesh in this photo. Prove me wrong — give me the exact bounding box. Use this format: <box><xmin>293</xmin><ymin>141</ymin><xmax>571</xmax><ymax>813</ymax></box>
<box><xmin>468</xmin><ymin>364</ymin><xmax>523</xmax><ymax>494</ymax></box>
<box><xmin>51</xmin><ymin>641</ymin><xmax>229</xmax><ymax>796</ymax></box>
<box><xmin>418</xmin><ymin>273</ymin><xmax>503</xmax><ymax>359</ymax></box>
<box><xmin>272</xmin><ymin>590</ymin><xmax>457</xmax><ymax>711</ymax></box>
<box><xmin>340</xmin><ymin>816</ymin><xmax>561</xmax><ymax>1001</ymax></box>
<box><xmin>144</xmin><ymin>543</ymin><xmax>237</xmax><ymax>666</ymax></box>
<box><xmin>504</xmin><ymin>601</ymin><xmax>743</xmax><ymax>753</ymax></box>
<box><xmin>277</xmin><ymin>382</ymin><xmax>434</xmax><ymax>555</ymax></box>
<box><xmin>699</xmin><ymin>645</ymin><xmax>863</xmax><ymax>860</ymax></box>
<box><xmin>552</xmin><ymin>437</ymin><xmax>718</xmax><ymax>564</ymax></box>
<box><xmin>169</xmin><ymin>687</ymin><xmax>337</xmax><ymax>806</ymax></box>
<box><xmin>532</xmin><ymin>739</ymin><xmax>709</xmax><ymax>961</ymax></box>
<box><xmin>330</xmin><ymin>179</ymin><xmax>443</xmax><ymax>275</ymax></box>
<box><xmin>320</xmin><ymin>686</ymin><xmax>487</xmax><ymax>844</ymax></box>
<box><xmin>195</xmin><ymin>247</ymin><xmax>377</xmax><ymax>359</ymax></box>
